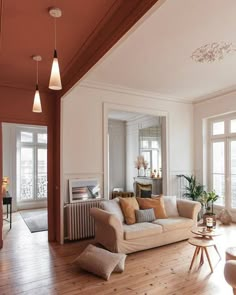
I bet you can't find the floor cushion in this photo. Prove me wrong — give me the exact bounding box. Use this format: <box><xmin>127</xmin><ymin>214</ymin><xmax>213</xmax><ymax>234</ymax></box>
<box><xmin>74</xmin><ymin>244</ymin><xmax>127</xmax><ymax>280</ymax></box>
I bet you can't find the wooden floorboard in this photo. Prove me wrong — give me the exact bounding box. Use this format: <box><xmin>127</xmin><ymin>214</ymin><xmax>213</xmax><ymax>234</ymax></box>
<box><xmin>0</xmin><ymin>212</ymin><xmax>235</xmax><ymax>295</ymax></box>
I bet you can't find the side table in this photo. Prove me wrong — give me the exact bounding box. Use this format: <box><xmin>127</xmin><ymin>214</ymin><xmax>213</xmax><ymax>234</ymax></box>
<box><xmin>3</xmin><ymin>195</ymin><xmax>12</xmax><ymax>229</ymax></box>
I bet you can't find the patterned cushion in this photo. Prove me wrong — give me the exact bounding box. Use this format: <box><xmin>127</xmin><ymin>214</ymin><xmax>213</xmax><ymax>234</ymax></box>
<box><xmin>137</xmin><ymin>196</ymin><xmax>168</xmax><ymax>219</ymax></box>
<box><xmin>74</xmin><ymin>244</ymin><xmax>127</xmax><ymax>280</ymax></box>
<box><xmin>135</xmin><ymin>208</ymin><xmax>155</xmax><ymax>223</ymax></box>
<box><xmin>119</xmin><ymin>197</ymin><xmax>139</xmax><ymax>225</ymax></box>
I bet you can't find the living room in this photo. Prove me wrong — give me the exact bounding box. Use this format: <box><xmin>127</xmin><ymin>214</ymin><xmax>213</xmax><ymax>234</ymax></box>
<box><xmin>1</xmin><ymin>0</ymin><xmax>236</xmax><ymax>294</ymax></box>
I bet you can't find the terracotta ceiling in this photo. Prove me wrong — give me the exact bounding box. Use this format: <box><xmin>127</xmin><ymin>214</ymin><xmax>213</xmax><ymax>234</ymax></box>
<box><xmin>0</xmin><ymin>0</ymin><xmax>159</xmax><ymax>96</ymax></box>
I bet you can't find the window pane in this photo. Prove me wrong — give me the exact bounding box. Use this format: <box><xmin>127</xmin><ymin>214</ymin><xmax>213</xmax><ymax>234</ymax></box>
<box><xmin>212</xmin><ymin>121</ymin><xmax>224</xmax><ymax>135</ymax></box>
<box><xmin>38</xmin><ymin>133</ymin><xmax>47</xmax><ymax>144</ymax></box>
<box><xmin>212</xmin><ymin>141</ymin><xmax>225</xmax><ymax>206</ymax></box>
<box><xmin>231</xmin><ymin>119</ymin><xmax>236</xmax><ymax>133</ymax></box>
<box><xmin>152</xmin><ymin>150</ymin><xmax>158</xmax><ymax>172</ymax></box>
<box><xmin>151</xmin><ymin>141</ymin><xmax>158</xmax><ymax>149</ymax></box>
<box><xmin>141</xmin><ymin>140</ymin><xmax>149</xmax><ymax>149</ymax></box>
<box><xmin>231</xmin><ymin>141</ymin><xmax>236</xmax><ymax>208</ymax></box>
<box><xmin>21</xmin><ymin>132</ymin><xmax>33</xmax><ymax>143</ymax></box>
<box><xmin>37</xmin><ymin>149</ymin><xmax>47</xmax><ymax>199</ymax></box>
<box><xmin>20</xmin><ymin>147</ymin><xmax>33</xmax><ymax>200</ymax></box>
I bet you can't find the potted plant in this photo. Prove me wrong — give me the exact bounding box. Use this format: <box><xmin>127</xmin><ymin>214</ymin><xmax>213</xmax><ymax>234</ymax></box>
<box><xmin>182</xmin><ymin>175</ymin><xmax>204</xmax><ymax>201</ymax></box>
<box><xmin>198</xmin><ymin>190</ymin><xmax>219</xmax><ymax>227</ymax></box>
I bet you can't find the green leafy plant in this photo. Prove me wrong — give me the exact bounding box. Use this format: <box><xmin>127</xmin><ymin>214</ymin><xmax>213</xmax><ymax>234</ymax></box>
<box><xmin>182</xmin><ymin>175</ymin><xmax>204</xmax><ymax>201</ymax></box>
<box><xmin>198</xmin><ymin>190</ymin><xmax>219</xmax><ymax>215</ymax></box>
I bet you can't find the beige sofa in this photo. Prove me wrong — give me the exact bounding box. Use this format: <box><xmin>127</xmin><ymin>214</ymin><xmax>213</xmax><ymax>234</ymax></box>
<box><xmin>90</xmin><ymin>197</ymin><xmax>201</xmax><ymax>254</ymax></box>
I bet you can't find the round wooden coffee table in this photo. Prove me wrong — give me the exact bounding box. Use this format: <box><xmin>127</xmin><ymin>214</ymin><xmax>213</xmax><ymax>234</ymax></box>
<box><xmin>188</xmin><ymin>237</ymin><xmax>219</xmax><ymax>272</ymax></box>
<box><xmin>226</xmin><ymin>247</ymin><xmax>236</xmax><ymax>261</ymax></box>
<box><xmin>191</xmin><ymin>227</ymin><xmax>222</xmax><ymax>238</ymax></box>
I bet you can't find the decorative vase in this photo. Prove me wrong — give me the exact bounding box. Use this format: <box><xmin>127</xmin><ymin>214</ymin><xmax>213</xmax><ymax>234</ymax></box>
<box><xmin>218</xmin><ymin>209</ymin><xmax>232</xmax><ymax>225</ymax></box>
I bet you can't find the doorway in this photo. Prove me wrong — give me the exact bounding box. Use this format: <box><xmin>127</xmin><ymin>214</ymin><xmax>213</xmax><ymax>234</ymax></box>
<box><xmin>104</xmin><ymin>104</ymin><xmax>168</xmax><ymax>199</ymax></box>
<box><xmin>2</xmin><ymin>123</ymin><xmax>48</xmax><ymax>236</ymax></box>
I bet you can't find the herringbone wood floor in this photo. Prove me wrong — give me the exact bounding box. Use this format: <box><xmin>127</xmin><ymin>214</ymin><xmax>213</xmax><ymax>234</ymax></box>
<box><xmin>0</xmin><ymin>212</ymin><xmax>235</xmax><ymax>295</ymax></box>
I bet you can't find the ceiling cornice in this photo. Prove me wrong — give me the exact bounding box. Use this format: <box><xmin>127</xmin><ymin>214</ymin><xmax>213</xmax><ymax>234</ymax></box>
<box><xmin>79</xmin><ymin>80</ymin><xmax>193</xmax><ymax>104</ymax></box>
<box><xmin>59</xmin><ymin>0</ymin><xmax>162</xmax><ymax>98</ymax></box>
<box><xmin>193</xmin><ymin>85</ymin><xmax>236</xmax><ymax>105</ymax></box>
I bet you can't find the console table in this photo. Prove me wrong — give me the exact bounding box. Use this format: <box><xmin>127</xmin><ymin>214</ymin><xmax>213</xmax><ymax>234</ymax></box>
<box><xmin>3</xmin><ymin>195</ymin><xmax>12</xmax><ymax>229</ymax></box>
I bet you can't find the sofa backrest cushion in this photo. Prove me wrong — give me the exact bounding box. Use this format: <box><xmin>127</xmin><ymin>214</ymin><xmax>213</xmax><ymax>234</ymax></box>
<box><xmin>163</xmin><ymin>195</ymin><xmax>179</xmax><ymax>217</ymax></box>
<box><xmin>135</xmin><ymin>208</ymin><xmax>156</xmax><ymax>223</ymax></box>
<box><xmin>100</xmin><ymin>198</ymin><xmax>125</xmax><ymax>223</ymax></box>
<box><xmin>137</xmin><ymin>196</ymin><xmax>168</xmax><ymax>219</ymax></box>
<box><xmin>119</xmin><ymin>197</ymin><xmax>139</xmax><ymax>225</ymax></box>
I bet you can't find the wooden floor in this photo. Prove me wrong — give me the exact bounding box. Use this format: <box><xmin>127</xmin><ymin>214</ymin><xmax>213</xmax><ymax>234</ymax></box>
<box><xmin>0</xmin><ymin>213</ymin><xmax>235</xmax><ymax>295</ymax></box>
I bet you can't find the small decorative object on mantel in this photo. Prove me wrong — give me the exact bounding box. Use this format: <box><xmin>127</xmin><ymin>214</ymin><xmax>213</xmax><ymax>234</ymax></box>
<box><xmin>134</xmin><ymin>155</ymin><xmax>148</xmax><ymax>177</ymax></box>
<box><xmin>218</xmin><ymin>209</ymin><xmax>232</xmax><ymax>225</ymax></box>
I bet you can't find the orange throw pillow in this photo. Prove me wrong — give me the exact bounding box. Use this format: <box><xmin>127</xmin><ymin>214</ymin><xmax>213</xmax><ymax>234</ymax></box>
<box><xmin>136</xmin><ymin>196</ymin><xmax>167</xmax><ymax>219</ymax></box>
<box><xmin>119</xmin><ymin>197</ymin><xmax>139</xmax><ymax>225</ymax></box>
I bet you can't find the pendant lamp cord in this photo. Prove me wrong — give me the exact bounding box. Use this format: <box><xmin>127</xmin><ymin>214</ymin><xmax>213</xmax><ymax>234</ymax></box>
<box><xmin>54</xmin><ymin>17</ymin><xmax>57</xmax><ymax>49</ymax></box>
<box><xmin>36</xmin><ymin>60</ymin><xmax>39</xmax><ymax>85</ymax></box>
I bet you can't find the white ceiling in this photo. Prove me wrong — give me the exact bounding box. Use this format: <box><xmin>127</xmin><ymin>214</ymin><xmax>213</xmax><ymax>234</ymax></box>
<box><xmin>83</xmin><ymin>0</ymin><xmax>236</xmax><ymax>102</ymax></box>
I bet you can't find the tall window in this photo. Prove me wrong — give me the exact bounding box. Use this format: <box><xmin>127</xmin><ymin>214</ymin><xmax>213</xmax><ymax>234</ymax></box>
<box><xmin>139</xmin><ymin>126</ymin><xmax>161</xmax><ymax>174</ymax></box>
<box><xmin>17</xmin><ymin>127</ymin><xmax>47</xmax><ymax>202</ymax></box>
<box><xmin>209</xmin><ymin>115</ymin><xmax>236</xmax><ymax>209</ymax></box>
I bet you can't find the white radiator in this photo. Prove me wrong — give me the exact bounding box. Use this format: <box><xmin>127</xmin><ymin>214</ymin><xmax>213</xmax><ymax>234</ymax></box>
<box><xmin>66</xmin><ymin>200</ymin><xmax>101</xmax><ymax>240</ymax></box>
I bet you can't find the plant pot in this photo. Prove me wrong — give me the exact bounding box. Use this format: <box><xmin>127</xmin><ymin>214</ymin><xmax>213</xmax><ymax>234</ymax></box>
<box><xmin>203</xmin><ymin>213</ymin><xmax>217</xmax><ymax>228</ymax></box>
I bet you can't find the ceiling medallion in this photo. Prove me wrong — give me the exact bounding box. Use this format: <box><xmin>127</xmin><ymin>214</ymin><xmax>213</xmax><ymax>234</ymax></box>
<box><xmin>191</xmin><ymin>42</ymin><xmax>236</xmax><ymax>63</ymax></box>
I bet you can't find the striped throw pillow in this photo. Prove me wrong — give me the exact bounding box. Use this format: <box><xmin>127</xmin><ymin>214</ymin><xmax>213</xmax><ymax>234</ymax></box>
<box><xmin>135</xmin><ymin>208</ymin><xmax>155</xmax><ymax>223</ymax></box>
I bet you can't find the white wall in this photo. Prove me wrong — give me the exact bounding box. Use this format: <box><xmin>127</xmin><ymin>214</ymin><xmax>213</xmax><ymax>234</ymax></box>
<box><xmin>108</xmin><ymin>119</ymin><xmax>126</xmax><ymax>196</ymax></box>
<box><xmin>194</xmin><ymin>91</ymin><xmax>236</xmax><ymax>221</ymax></box>
<box><xmin>61</xmin><ymin>83</ymin><xmax>194</xmax><ymax>202</ymax></box>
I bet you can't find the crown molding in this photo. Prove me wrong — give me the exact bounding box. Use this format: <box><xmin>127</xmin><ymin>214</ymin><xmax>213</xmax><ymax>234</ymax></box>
<box><xmin>193</xmin><ymin>85</ymin><xmax>236</xmax><ymax>104</ymax></box>
<box><xmin>80</xmin><ymin>80</ymin><xmax>193</xmax><ymax>104</ymax></box>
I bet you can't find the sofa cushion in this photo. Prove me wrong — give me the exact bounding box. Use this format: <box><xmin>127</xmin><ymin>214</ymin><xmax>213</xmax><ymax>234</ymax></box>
<box><xmin>123</xmin><ymin>222</ymin><xmax>163</xmax><ymax>240</ymax></box>
<box><xmin>163</xmin><ymin>195</ymin><xmax>179</xmax><ymax>217</ymax></box>
<box><xmin>152</xmin><ymin>216</ymin><xmax>193</xmax><ymax>232</ymax></box>
<box><xmin>135</xmin><ymin>208</ymin><xmax>156</xmax><ymax>223</ymax></box>
<box><xmin>100</xmin><ymin>198</ymin><xmax>124</xmax><ymax>223</ymax></box>
<box><xmin>119</xmin><ymin>197</ymin><xmax>139</xmax><ymax>225</ymax></box>
<box><xmin>137</xmin><ymin>196</ymin><xmax>167</xmax><ymax>219</ymax></box>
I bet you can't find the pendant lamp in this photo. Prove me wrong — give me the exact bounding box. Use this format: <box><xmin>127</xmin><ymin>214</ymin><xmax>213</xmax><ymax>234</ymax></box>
<box><xmin>32</xmin><ymin>55</ymin><xmax>42</xmax><ymax>113</ymax></box>
<box><xmin>49</xmin><ymin>7</ymin><xmax>62</xmax><ymax>90</ymax></box>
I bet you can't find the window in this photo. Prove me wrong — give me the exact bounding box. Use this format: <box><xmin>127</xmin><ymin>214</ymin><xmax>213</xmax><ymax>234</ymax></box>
<box><xmin>17</xmin><ymin>127</ymin><xmax>47</xmax><ymax>202</ymax></box>
<box><xmin>139</xmin><ymin>126</ymin><xmax>161</xmax><ymax>174</ymax></box>
<box><xmin>208</xmin><ymin>114</ymin><xmax>236</xmax><ymax>210</ymax></box>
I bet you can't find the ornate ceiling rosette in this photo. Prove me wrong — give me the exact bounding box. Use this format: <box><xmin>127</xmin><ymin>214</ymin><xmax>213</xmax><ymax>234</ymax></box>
<box><xmin>191</xmin><ymin>42</ymin><xmax>236</xmax><ymax>63</ymax></box>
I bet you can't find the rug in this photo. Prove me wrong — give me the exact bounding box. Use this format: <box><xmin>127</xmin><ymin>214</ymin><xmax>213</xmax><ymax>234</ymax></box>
<box><xmin>20</xmin><ymin>209</ymin><xmax>48</xmax><ymax>233</ymax></box>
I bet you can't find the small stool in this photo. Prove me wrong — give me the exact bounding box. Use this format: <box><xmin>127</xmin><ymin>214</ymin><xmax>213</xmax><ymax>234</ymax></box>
<box><xmin>226</xmin><ymin>247</ymin><xmax>236</xmax><ymax>261</ymax></box>
<box><xmin>188</xmin><ymin>237</ymin><xmax>221</xmax><ymax>273</ymax></box>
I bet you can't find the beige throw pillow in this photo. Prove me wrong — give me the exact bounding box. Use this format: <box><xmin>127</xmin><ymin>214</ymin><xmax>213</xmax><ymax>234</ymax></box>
<box><xmin>119</xmin><ymin>197</ymin><xmax>139</xmax><ymax>224</ymax></box>
<box><xmin>74</xmin><ymin>244</ymin><xmax>126</xmax><ymax>280</ymax></box>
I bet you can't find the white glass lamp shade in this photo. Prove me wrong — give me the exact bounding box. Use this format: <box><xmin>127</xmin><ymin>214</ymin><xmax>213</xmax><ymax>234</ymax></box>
<box><xmin>49</xmin><ymin>50</ymin><xmax>62</xmax><ymax>90</ymax></box>
<box><xmin>32</xmin><ymin>85</ymin><xmax>42</xmax><ymax>113</ymax></box>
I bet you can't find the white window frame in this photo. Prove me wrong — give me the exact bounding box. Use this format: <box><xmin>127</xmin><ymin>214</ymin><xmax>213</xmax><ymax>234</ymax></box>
<box><xmin>17</xmin><ymin>126</ymin><xmax>47</xmax><ymax>203</ymax></box>
<box><xmin>208</xmin><ymin>113</ymin><xmax>236</xmax><ymax>211</ymax></box>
